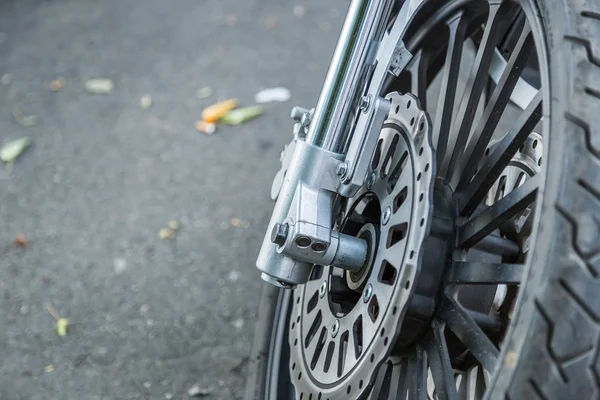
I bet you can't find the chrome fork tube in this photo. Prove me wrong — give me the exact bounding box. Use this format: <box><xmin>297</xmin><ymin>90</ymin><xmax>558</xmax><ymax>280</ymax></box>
<box><xmin>306</xmin><ymin>0</ymin><xmax>394</xmax><ymax>152</ymax></box>
<box><xmin>256</xmin><ymin>0</ymin><xmax>396</xmax><ymax>288</ymax></box>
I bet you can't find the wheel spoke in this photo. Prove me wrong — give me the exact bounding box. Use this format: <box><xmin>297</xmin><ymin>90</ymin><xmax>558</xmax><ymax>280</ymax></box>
<box><xmin>389</xmin><ymin>358</ymin><xmax>410</xmax><ymax>400</ymax></box>
<box><xmin>455</xmin><ymin>22</ymin><xmax>534</xmax><ymax>191</ymax></box>
<box><xmin>444</xmin><ymin>2</ymin><xmax>519</xmax><ymax>184</ymax></box>
<box><xmin>447</xmin><ymin>261</ymin><xmax>523</xmax><ymax>284</ymax></box>
<box><xmin>434</xmin><ymin>12</ymin><xmax>469</xmax><ymax>169</ymax></box>
<box><xmin>406</xmin><ymin>346</ymin><xmax>428</xmax><ymax>400</ymax></box>
<box><xmin>438</xmin><ymin>295</ymin><xmax>499</xmax><ymax>373</ymax></box>
<box><xmin>369</xmin><ymin>358</ymin><xmax>408</xmax><ymax>400</ymax></box>
<box><xmin>426</xmin><ymin>321</ymin><xmax>458</xmax><ymax>400</ymax></box>
<box><xmin>456</xmin><ymin>91</ymin><xmax>542</xmax><ymax>215</ymax></box>
<box><xmin>407</xmin><ymin>50</ymin><xmax>430</xmax><ymax>110</ymax></box>
<box><xmin>457</xmin><ymin>174</ymin><xmax>540</xmax><ymax>249</ymax></box>
<box><xmin>472</xmin><ymin>234</ymin><xmax>520</xmax><ymax>257</ymax></box>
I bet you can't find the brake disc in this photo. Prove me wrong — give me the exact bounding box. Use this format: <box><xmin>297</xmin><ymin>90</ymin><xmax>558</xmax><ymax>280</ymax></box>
<box><xmin>288</xmin><ymin>92</ymin><xmax>435</xmax><ymax>399</ymax></box>
<box><xmin>485</xmin><ymin>131</ymin><xmax>543</xmax><ymax>252</ymax></box>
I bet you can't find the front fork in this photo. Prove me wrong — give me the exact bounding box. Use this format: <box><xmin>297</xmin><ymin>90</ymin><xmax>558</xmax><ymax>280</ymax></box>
<box><xmin>257</xmin><ymin>0</ymin><xmax>422</xmax><ymax>288</ymax></box>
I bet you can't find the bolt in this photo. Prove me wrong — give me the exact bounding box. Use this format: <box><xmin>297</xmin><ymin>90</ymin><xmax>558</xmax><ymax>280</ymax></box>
<box><xmin>291</xmin><ymin>106</ymin><xmax>309</xmax><ymax>122</ymax></box>
<box><xmin>319</xmin><ymin>281</ymin><xmax>327</xmax><ymax>298</ymax></box>
<box><xmin>359</xmin><ymin>95</ymin><xmax>371</xmax><ymax>112</ymax></box>
<box><xmin>382</xmin><ymin>207</ymin><xmax>391</xmax><ymax>225</ymax></box>
<box><xmin>271</xmin><ymin>223</ymin><xmax>289</xmax><ymax>246</ymax></box>
<box><xmin>336</xmin><ymin>162</ymin><xmax>348</xmax><ymax>177</ymax></box>
<box><xmin>311</xmin><ymin>241</ymin><xmax>327</xmax><ymax>252</ymax></box>
<box><xmin>295</xmin><ymin>236</ymin><xmax>312</xmax><ymax>247</ymax></box>
<box><xmin>366</xmin><ymin>172</ymin><xmax>376</xmax><ymax>190</ymax></box>
<box><xmin>363</xmin><ymin>283</ymin><xmax>373</xmax><ymax>303</ymax></box>
<box><xmin>300</xmin><ymin>111</ymin><xmax>313</xmax><ymax>128</ymax></box>
<box><xmin>331</xmin><ymin>319</ymin><xmax>340</xmax><ymax>338</ymax></box>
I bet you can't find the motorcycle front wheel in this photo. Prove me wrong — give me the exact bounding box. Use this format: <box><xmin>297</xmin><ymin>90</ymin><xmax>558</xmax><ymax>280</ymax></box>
<box><xmin>246</xmin><ymin>0</ymin><xmax>600</xmax><ymax>398</ymax></box>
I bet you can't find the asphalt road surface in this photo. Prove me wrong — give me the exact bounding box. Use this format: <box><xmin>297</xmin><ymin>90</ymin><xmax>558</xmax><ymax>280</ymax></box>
<box><xmin>0</xmin><ymin>1</ymin><xmax>344</xmax><ymax>399</ymax></box>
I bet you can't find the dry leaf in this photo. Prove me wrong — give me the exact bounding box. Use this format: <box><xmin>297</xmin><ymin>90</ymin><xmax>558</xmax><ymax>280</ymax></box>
<box><xmin>14</xmin><ymin>233</ymin><xmax>28</xmax><ymax>247</ymax></box>
<box><xmin>84</xmin><ymin>78</ymin><xmax>114</xmax><ymax>94</ymax></box>
<box><xmin>230</xmin><ymin>217</ymin><xmax>248</xmax><ymax>228</ymax></box>
<box><xmin>0</xmin><ymin>137</ymin><xmax>31</xmax><ymax>163</ymax></box>
<box><xmin>254</xmin><ymin>87</ymin><xmax>291</xmax><ymax>103</ymax></box>
<box><xmin>50</xmin><ymin>78</ymin><xmax>66</xmax><ymax>91</ymax></box>
<box><xmin>56</xmin><ymin>318</ymin><xmax>69</xmax><ymax>336</ymax></box>
<box><xmin>221</xmin><ymin>106</ymin><xmax>263</xmax><ymax>125</ymax></box>
<box><xmin>159</xmin><ymin>228</ymin><xmax>174</xmax><ymax>239</ymax></box>
<box><xmin>265</xmin><ymin>17</ymin><xmax>277</xmax><ymax>29</ymax></box>
<box><xmin>13</xmin><ymin>106</ymin><xmax>38</xmax><ymax>128</ymax></box>
<box><xmin>46</xmin><ymin>303</ymin><xmax>61</xmax><ymax>321</ymax></box>
<box><xmin>1</xmin><ymin>73</ymin><xmax>12</xmax><ymax>85</ymax></box>
<box><xmin>188</xmin><ymin>384</ymin><xmax>212</xmax><ymax>397</ymax></box>
<box><xmin>293</xmin><ymin>5</ymin><xmax>306</xmax><ymax>17</ymax></box>
<box><xmin>45</xmin><ymin>365</ymin><xmax>55</xmax><ymax>373</ymax></box>
<box><xmin>194</xmin><ymin>120</ymin><xmax>216</xmax><ymax>135</ymax></box>
<box><xmin>140</xmin><ymin>95</ymin><xmax>152</xmax><ymax>110</ymax></box>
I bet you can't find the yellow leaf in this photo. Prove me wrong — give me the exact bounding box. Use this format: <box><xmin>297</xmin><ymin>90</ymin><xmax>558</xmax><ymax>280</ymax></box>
<box><xmin>201</xmin><ymin>99</ymin><xmax>238</xmax><ymax>123</ymax></box>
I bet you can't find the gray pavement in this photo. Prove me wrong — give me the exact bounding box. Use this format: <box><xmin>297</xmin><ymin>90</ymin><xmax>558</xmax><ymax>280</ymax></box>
<box><xmin>0</xmin><ymin>1</ymin><xmax>343</xmax><ymax>399</ymax></box>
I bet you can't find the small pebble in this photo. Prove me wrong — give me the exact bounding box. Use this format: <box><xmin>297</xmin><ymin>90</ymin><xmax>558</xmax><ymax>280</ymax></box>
<box><xmin>45</xmin><ymin>365</ymin><xmax>55</xmax><ymax>373</ymax></box>
<box><xmin>228</xmin><ymin>270</ymin><xmax>240</xmax><ymax>282</ymax></box>
<box><xmin>165</xmin><ymin>393</ymin><xmax>173</xmax><ymax>399</ymax></box>
<box><xmin>140</xmin><ymin>304</ymin><xmax>149</xmax><ymax>314</ymax></box>
<box><xmin>20</xmin><ymin>305</ymin><xmax>28</xmax><ymax>315</ymax></box>
<box><xmin>232</xmin><ymin>318</ymin><xmax>244</xmax><ymax>330</ymax></box>
<box><xmin>168</xmin><ymin>220</ymin><xmax>179</xmax><ymax>230</ymax></box>
<box><xmin>143</xmin><ymin>381</ymin><xmax>152</xmax><ymax>389</ymax></box>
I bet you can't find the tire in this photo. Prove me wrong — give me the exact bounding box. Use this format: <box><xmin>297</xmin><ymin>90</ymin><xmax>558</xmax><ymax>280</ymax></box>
<box><xmin>245</xmin><ymin>0</ymin><xmax>600</xmax><ymax>398</ymax></box>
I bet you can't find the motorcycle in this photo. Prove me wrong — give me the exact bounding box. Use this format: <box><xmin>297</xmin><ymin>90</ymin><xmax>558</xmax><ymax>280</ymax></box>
<box><xmin>245</xmin><ymin>0</ymin><xmax>600</xmax><ymax>398</ymax></box>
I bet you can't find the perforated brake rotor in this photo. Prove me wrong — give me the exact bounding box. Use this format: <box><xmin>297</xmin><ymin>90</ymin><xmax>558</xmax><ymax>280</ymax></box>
<box><xmin>288</xmin><ymin>93</ymin><xmax>435</xmax><ymax>400</ymax></box>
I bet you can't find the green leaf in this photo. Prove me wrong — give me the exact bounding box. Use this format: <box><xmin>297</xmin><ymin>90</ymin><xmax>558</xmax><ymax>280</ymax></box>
<box><xmin>56</xmin><ymin>318</ymin><xmax>69</xmax><ymax>336</ymax></box>
<box><xmin>196</xmin><ymin>87</ymin><xmax>213</xmax><ymax>99</ymax></box>
<box><xmin>84</xmin><ymin>78</ymin><xmax>114</xmax><ymax>94</ymax></box>
<box><xmin>221</xmin><ymin>106</ymin><xmax>264</xmax><ymax>125</ymax></box>
<box><xmin>0</xmin><ymin>137</ymin><xmax>31</xmax><ymax>163</ymax></box>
